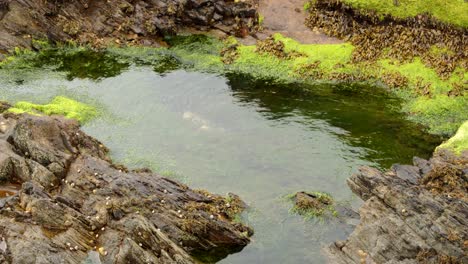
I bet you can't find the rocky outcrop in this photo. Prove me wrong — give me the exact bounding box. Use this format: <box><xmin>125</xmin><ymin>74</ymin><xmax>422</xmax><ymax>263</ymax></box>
<box><xmin>327</xmin><ymin>150</ymin><xmax>467</xmax><ymax>264</ymax></box>
<box><xmin>0</xmin><ymin>107</ymin><xmax>252</xmax><ymax>263</ymax></box>
<box><xmin>0</xmin><ymin>0</ymin><xmax>258</xmax><ymax>54</ymax></box>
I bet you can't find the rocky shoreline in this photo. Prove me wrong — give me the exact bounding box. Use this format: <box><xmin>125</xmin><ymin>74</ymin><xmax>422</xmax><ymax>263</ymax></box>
<box><xmin>0</xmin><ymin>0</ymin><xmax>258</xmax><ymax>55</ymax></box>
<box><xmin>327</xmin><ymin>149</ymin><xmax>467</xmax><ymax>263</ymax></box>
<box><xmin>0</xmin><ymin>104</ymin><xmax>252</xmax><ymax>263</ymax></box>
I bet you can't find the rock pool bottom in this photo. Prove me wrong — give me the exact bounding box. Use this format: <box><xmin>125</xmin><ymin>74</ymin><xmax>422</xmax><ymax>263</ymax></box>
<box><xmin>0</xmin><ymin>67</ymin><xmax>441</xmax><ymax>263</ymax></box>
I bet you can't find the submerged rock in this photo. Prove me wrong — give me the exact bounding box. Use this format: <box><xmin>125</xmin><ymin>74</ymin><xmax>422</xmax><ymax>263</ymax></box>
<box><xmin>327</xmin><ymin>150</ymin><xmax>468</xmax><ymax>263</ymax></box>
<box><xmin>0</xmin><ymin>113</ymin><xmax>252</xmax><ymax>263</ymax></box>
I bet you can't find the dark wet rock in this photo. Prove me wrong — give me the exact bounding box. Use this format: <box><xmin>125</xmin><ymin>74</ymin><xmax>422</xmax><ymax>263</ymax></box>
<box><xmin>0</xmin><ymin>113</ymin><xmax>251</xmax><ymax>263</ymax></box>
<box><xmin>0</xmin><ymin>102</ymin><xmax>10</xmax><ymax>113</ymax></box>
<box><xmin>0</xmin><ymin>0</ymin><xmax>258</xmax><ymax>53</ymax></box>
<box><xmin>327</xmin><ymin>151</ymin><xmax>468</xmax><ymax>264</ymax></box>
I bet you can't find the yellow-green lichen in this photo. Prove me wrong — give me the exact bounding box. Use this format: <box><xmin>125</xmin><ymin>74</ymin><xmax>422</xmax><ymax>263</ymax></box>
<box><xmin>436</xmin><ymin>121</ymin><xmax>468</xmax><ymax>155</ymax></box>
<box><xmin>8</xmin><ymin>96</ymin><xmax>98</xmax><ymax>123</ymax></box>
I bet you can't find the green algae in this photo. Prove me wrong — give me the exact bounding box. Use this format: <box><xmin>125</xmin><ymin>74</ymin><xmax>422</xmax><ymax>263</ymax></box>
<box><xmin>436</xmin><ymin>121</ymin><xmax>468</xmax><ymax>155</ymax></box>
<box><xmin>0</xmin><ymin>33</ymin><xmax>465</xmax><ymax>137</ymax></box>
<box><xmin>224</xmin><ymin>34</ymin><xmax>466</xmax><ymax>136</ymax></box>
<box><xmin>338</xmin><ymin>0</ymin><xmax>468</xmax><ymax>28</ymax></box>
<box><xmin>8</xmin><ymin>96</ymin><xmax>98</xmax><ymax>123</ymax></box>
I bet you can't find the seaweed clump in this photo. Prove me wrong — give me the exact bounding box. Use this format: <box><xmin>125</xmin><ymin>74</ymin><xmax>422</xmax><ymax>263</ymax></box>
<box><xmin>420</xmin><ymin>153</ymin><xmax>468</xmax><ymax>201</ymax></box>
<box><xmin>304</xmin><ymin>0</ymin><xmax>468</xmax><ymax>79</ymax></box>
<box><xmin>255</xmin><ymin>36</ymin><xmax>303</xmax><ymax>60</ymax></box>
<box><xmin>288</xmin><ymin>191</ymin><xmax>337</xmax><ymax>219</ymax></box>
<box><xmin>255</xmin><ymin>36</ymin><xmax>289</xmax><ymax>59</ymax></box>
<box><xmin>221</xmin><ymin>44</ymin><xmax>240</xmax><ymax>65</ymax></box>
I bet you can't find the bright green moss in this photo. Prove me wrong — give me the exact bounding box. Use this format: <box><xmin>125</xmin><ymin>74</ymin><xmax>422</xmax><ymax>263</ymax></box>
<box><xmin>8</xmin><ymin>96</ymin><xmax>98</xmax><ymax>123</ymax></box>
<box><xmin>407</xmin><ymin>95</ymin><xmax>468</xmax><ymax>135</ymax></box>
<box><xmin>379</xmin><ymin>58</ymin><xmax>454</xmax><ymax>94</ymax></box>
<box><xmin>339</xmin><ymin>0</ymin><xmax>468</xmax><ymax>27</ymax></box>
<box><xmin>233</xmin><ymin>45</ymin><xmax>293</xmax><ymax>81</ymax></box>
<box><xmin>230</xmin><ymin>34</ymin><xmax>354</xmax><ymax>81</ymax></box>
<box><xmin>436</xmin><ymin>121</ymin><xmax>468</xmax><ymax>155</ymax></box>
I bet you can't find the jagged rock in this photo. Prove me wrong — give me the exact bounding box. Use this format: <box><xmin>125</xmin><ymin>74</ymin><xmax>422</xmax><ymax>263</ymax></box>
<box><xmin>0</xmin><ymin>0</ymin><xmax>258</xmax><ymax>52</ymax></box>
<box><xmin>327</xmin><ymin>150</ymin><xmax>468</xmax><ymax>264</ymax></box>
<box><xmin>0</xmin><ymin>113</ymin><xmax>252</xmax><ymax>263</ymax></box>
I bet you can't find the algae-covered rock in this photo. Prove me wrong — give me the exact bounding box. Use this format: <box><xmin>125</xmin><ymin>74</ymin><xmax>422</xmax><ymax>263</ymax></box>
<box><xmin>8</xmin><ymin>96</ymin><xmax>97</xmax><ymax>124</ymax></box>
<box><xmin>288</xmin><ymin>191</ymin><xmax>340</xmax><ymax>219</ymax></box>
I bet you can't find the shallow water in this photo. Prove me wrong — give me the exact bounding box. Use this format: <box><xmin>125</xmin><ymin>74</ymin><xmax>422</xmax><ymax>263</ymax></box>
<box><xmin>0</xmin><ymin>55</ymin><xmax>441</xmax><ymax>263</ymax></box>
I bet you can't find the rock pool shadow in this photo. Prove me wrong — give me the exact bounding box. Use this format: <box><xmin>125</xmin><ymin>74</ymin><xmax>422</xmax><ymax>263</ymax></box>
<box><xmin>32</xmin><ymin>49</ymin><xmax>130</xmax><ymax>81</ymax></box>
<box><xmin>225</xmin><ymin>73</ymin><xmax>443</xmax><ymax>169</ymax></box>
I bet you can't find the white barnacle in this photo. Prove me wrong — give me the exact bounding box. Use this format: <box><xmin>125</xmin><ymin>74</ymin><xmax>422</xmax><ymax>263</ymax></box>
<box><xmin>66</xmin><ymin>242</ymin><xmax>71</xmax><ymax>247</ymax></box>
<box><xmin>179</xmin><ymin>214</ymin><xmax>183</xmax><ymax>218</ymax></box>
<box><xmin>139</xmin><ymin>243</ymin><xmax>142</xmax><ymax>247</ymax></box>
<box><xmin>70</xmin><ymin>183</ymin><xmax>75</xmax><ymax>187</ymax></box>
<box><xmin>138</xmin><ymin>232</ymin><xmax>142</xmax><ymax>236</ymax></box>
<box><xmin>74</xmin><ymin>246</ymin><xmax>78</xmax><ymax>250</ymax></box>
<box><xmin>94</xmin><ymin>173</ymin><xmax>98</xmax><ymax>176</ymax></box>
<box><xmin>226</xmin><ymin>203</ymin><xmax>231</xmax><ymax>208</ymax></box>
<box><xmin>93</xmin><ymin>189</ymin><xmax>97</xmax><ymax>194</ymax></box>
<box><xmin>77</xmin><ymin>169</ymin><xmax>81</xmax><ymax>173</ymax></box>
<box><xmin>161</xmin><ymin>200</ymin><xmax>165</xmax><ymax>204</ymax></box>
<box><xmin>65</xmin><ymin>180</ymin><xmax>68</xmax><ymax>184</ymax></box>
<box><xmin>95</xmin><ymin>234</ymin><xmax>99</xmax><ymax>238</ymax></box>
<box><xmin>69</xmin><ymin>247</ymin><xmax>74</xmax><ymax>251</ymax></box>
<box><xmin>105</xmin><ymin>201</ymin><xmax>110</xmax><ymax>206</ymax></box>
<box><xmin>177</xmin><ymin>210</ymin><xmax>181</xmax><ymax>214</ymax></box>
<box><xmin>163</xmin><ymin>189</ymin><xmax>168</xmax><ymax>194</ymax></box>
<box><xmin>210</xmin><ymin>215</ymin><xmax>214</xmax><ymax>219</ymax></box>
<box><xmin>101</xmin><ymin>227</ymin><xmax>105</xmax><ymax>231</ymax></box>
<box><xmin>106</xmin><ymin>197</ymin><xmax>110</xmax><ymax>200</ymax></box>
<box><xmin>151</xmin><ymin>210</ymin><xmax>155</xmax><ymax>213</ymax></box>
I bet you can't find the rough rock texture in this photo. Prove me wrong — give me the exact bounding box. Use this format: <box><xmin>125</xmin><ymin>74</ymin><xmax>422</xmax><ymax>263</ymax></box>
<box><xmin>327</xmin><ymin>150</ymin><xmax>468</xmax><ymax>264</ymax></box>
<box><xmin>0</xmin><ymin>0</ymin><xmax>258</xmax><ymax>53</ymax></box>
<box><xmin>0</xmin><ymin>107</ymin><xmax>252</xmax><ymax>263</ymax></box>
